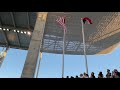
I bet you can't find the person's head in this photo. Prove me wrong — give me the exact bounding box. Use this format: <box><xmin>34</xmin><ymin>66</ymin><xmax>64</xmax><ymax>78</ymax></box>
<box><xmin>98</xmin><ymin>72</ymin><xmax>103</xmax><ymax>78</ymax></box>
<box><xmin>113</xmin><ymin>69</ymin><xmax>118</xmax><ymax>75</ymax></box>
<box><xmin>71</xmin><ymin>76</ymin><xmax>74</xmax><ymax>78</ymax></box>
<box><xmin>107</xmin><ymin>69</ymin><xmax>110</xmax><ymax>73</ymax></box>
<box><xmin>66</xmin><ymin>76</ymin><xmax>69</xmax><ymax>78</ymax></box>
<box><xmin>99</xmin><ymin>72</ymin><xmax>102</xmax><ymax>75</ymax></box>
<box><xmin>91</xmin><ymin>72</ymin><xmax>94</xmax><ymax>75</ymax></box>
<box><xmin>114</xmin><ymin>69</ymin><xmax>118</xmax><ymax>73</ymax></box>
<box><xmin>76</xmin><ymin>75</ymin><xmax>79</xmax><ymax>78</ymax></box>
<box><xmin>84</xmin><ymin>72</ymin><xmax>86</xmax><ymax>76</ymax></box>
<box><xmin>80</xmin><ymin>74</ymin><xmax>83</xmax><ymax>77</ymax></box>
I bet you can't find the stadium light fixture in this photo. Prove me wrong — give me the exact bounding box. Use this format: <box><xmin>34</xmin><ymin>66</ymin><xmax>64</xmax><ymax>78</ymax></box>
<box><xmin>21</xmin><ymin>31</ymin><xmax>23</xmax><ymax>34</ymax></box>
<box><xmin>0</xmin><ymin>28</ymin><xmax>2</xmax><ymax>30</ymax></box>
<box><xmin>17</xmin><ymin>30</ymin><xmax>20</xmax><ymax>33</ymax></box>
<box><xmin>27</xmin><ymin>31</ymin><xmax>31</xmax><ymax>35</ymax></box>
<box><xmin>3</xmin><ymin>28</ymin><xmax>6</xmax><ymax>31</ymax></box>
<box><xmin>14</xmin><ymin>30</ymin><xmax>16</xmax><ymax>32</ymax></box>
<box><xmin>24</xmin><ymin>31</ymin><xmax>27</xmax><ymax>34</ymax></box>
<box><xmin>6</xmin><ymin>29</ymin><xmax>9</xmax><ymax>31</ymax></box>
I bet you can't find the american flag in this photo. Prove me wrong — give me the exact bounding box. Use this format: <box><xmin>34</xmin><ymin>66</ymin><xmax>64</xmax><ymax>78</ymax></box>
<box><xmin>56</xmin><ymin>16</ymin><xmax>67</xmax><ymax>32</ymax></box>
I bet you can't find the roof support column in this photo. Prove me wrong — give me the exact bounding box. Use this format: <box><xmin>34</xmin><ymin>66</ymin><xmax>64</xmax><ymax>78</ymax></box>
<box><xmin>21</xmin><ymin>12</ymin><xmax>48</xmax><ymax>78</ymax></box>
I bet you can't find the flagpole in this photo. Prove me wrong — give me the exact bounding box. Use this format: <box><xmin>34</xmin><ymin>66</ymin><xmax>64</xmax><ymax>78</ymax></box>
<box><xmin>2</xmin><ymin>47</ymin><xmax>5</xmax><ymax>51</ymax></box>
<box><xmin>36</xmin><ymin>52</ymin><xmax>42</xmax><ymax>78</ymax></box>
<box><xmin>81</xmin><ymin>19</ymin><xmax>89</xmax><ymax>74</ymax></box>
<box><xmin>56</xmin><ymin>16</ymin><xmax>66</xmax><ymax>78</ymax></box>
<box><xmin>0</xmin><ymin>47</ymin><xmax>9</xmax><ymax>68</ymax></box>
<box><xmin>62</xmin><ymin>29</ymin><xmax>65</xmax><ymax>78</ymax></box>
<box><xmin>0</xmin><ymin>57</ymin><xmax>4</xmax><ymax>68</ymax></box>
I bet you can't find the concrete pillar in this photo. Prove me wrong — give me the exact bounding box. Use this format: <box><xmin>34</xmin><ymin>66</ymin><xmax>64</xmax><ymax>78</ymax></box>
<box><xmin>21</xmin><ymin>12</ymin><xmax>48</xmax><ymax>78</ymax></box>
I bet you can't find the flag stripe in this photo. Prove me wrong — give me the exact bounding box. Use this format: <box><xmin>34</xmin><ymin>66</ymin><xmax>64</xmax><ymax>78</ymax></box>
<box><xmin>56</xmin><ymin>18</ymin><xmax>66</xmax><ymax>28</ymax></box>
<box><xmin>56</xmin><ymin>16</ymin><xmax>67</xmax><ymax>32</ymax></box>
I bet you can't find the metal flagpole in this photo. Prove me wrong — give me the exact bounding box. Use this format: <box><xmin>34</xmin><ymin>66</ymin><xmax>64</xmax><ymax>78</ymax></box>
<box><xmin>0</xmin><ymin>57</ymin><xmax>4</xmax><ymax>68</ymax></box>
<box><xmin>36</xmin><ymin>52</ymin><xmax>42</xmax><ymax>78</ymax></box>
<box><xmin>0</xmin><ymin>47</ymin><xmax>4</xmax><ymax>67</ymax></box>
<box><xmin>62</xmin><ymin>29</ymin><xmax>66</xmax><ymax>78</ymax></box>
<box><xmin>56</xmin><ymin>16</ymin><xmax>67</xmax><ymax>78</ymax></box>
<box><xmin>0</xmin><ymin>47</ymin><xmax>9</xmax><ymax>68</ymax></box>
<box><xmin>0</xmin><ymin>50</ymin><xmax>4</xmax><ymax>68</ymax></box>
<box><xmin>81</xmin><ymin>18</ymin><xmax>89</xmax><ymax>74</ymax></box>
<box><xmin>2</xmin><ymin>46</ymin><xmax>5</xmax><ymax>51</ymax></box>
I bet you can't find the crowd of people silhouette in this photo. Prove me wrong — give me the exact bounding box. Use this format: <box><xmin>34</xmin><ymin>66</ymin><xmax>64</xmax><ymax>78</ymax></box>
<box><xmin>66</xmin><ymin>69</ymin><xmax>120</xmax><ymax>78</ymax></box>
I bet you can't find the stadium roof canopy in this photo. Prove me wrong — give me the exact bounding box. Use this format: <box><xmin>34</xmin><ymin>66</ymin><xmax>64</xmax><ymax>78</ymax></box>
<box><xmin>0</xmin><ymin>12</ymin><xmax>120</xmax><ymax>55</ymax></box>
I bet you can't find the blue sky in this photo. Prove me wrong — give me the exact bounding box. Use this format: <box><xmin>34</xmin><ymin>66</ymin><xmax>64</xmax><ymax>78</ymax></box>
<box><xmin>0</xmin><ymin>46</ymin><xmax>120</xmax><ymax>78</ymax></box>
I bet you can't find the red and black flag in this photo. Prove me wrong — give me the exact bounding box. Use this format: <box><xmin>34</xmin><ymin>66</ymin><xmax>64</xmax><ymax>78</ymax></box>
<box><xmin>82</xmin><ymin>17</ymin><xmax>92</xmax><ymax>24</ymax></box>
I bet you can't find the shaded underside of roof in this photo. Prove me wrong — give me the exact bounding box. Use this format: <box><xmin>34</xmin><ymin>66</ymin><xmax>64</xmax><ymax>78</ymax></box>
<box><xmin>0</xmin><ymin>12</ymin><xmax>120</xmax><ymax>55</ymax></box>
